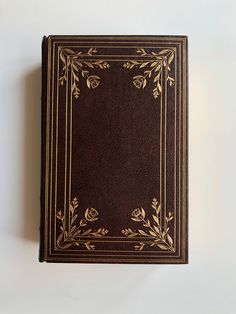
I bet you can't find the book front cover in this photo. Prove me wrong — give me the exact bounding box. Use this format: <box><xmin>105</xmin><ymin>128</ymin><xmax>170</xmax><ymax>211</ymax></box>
<box><xmin>40</xmin><ymin>35</ymin><xmax>188</xmax><ymax>263</ymax></box>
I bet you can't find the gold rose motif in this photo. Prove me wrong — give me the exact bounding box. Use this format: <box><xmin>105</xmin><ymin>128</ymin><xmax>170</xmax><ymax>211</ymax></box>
<box><xmin>131</xmin><ymin>208</ymin><xmax>146</xmax><ymax>222</ymax></box>
<box><xmin>122</xmin><ymin>198</ymin><xmax>175</xmax><ymax>252</ymax></box>
<box><xmin>56</xmin><ymin>197</ymin><xmax>109</xmax><ymax>251</ymax></box>
<box><xmin>85</xmin><ymin>207</ymin><xmax>99</xmax><ymax>222</ymax></box>
<box><xmin>86</xmin><ymin>75</ymin><xmax>100</xmax><ymax>89</ymax></box>
<box><xmin>133</xmin><ymin>75</ymin><xmax>147</xmax><ymax>89</ymax></box>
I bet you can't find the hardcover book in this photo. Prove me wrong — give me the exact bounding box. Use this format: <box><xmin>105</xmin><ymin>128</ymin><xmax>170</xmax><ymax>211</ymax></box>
<box><xmin>40</xmin><ymin>35</ymin><xmax>188</xmax><ymax>263</ymax></box>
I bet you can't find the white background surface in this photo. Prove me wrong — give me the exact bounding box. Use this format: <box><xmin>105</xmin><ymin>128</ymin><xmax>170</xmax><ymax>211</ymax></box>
<box><xmin>0</xmin><ymin>0</ymin><xmax>236</xmax><ymax>313</ymax></box>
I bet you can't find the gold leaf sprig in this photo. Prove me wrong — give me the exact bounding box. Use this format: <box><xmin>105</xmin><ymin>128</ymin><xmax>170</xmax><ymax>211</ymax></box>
<box><xmin>56</xmin><ymin>197</ymin><xmax>109</xmax><ymax>251</ymax></box>
<box><xmin>123</xmin><ymin>48</ymin><xmax>175</xmax><ymax>99</ymax></box>
<box><xmin>122</xmin><ymin>198</ymin><xmax>174</xmax><ymax>251</ymax></box>
<box><xmin>58</xmin><ymin>48</ymin><xmax>110</xmax><ymax>99</ymax></box>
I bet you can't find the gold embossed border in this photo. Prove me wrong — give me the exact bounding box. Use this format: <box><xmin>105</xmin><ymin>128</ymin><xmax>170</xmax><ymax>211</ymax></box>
<box><xmin>55</xmin><ymin>44</ymin><xmax>175</xmax><ymax>251</ymax></box>
<box><xmin>56</xmin><ymin>44</ymin><xmax>176</xmax><ymax>253</ymax></box>
<box><xmin>41</xmin><ymin>36</ymin><xmax>188</xmax><ymax>263</ymax></box>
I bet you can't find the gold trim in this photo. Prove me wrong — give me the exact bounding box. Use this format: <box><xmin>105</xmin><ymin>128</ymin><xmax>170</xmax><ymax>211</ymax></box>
<box><xmin>56</xmin><ymin>45</ymin><xmax>174</xmax><ymax>250</ymax></box>
<box><xmin>179</xmin><ymin>42</ymin><xmax>182</xmax><ymax>257</ymax></box>
<box><xmin>50</xmin><ymin>36</ymin><xmax>186</xmax><ymax>43</ymax></box>
<box><xmin>182</xmin><ymin>38</ymin><xmax>188</xmax><ymax>261</ymax></box>
<box><xmin>55</xmin><ymin>45</ymin><xmax>171</xmax><ymax>248</ymax></box>
<box><xmin>44</xmin><ymin>256</ymin><xmax>187</xmax><ymax>264</ymax></box>
<box><xmin>54</xmin><ymin>42</ymin><xmax>59</xmax><ymax>253</ymax></box>
<box><xmin>44</xmin><ymin>37</ymin><xmax>52</xmax><ymax>259</ymax></box>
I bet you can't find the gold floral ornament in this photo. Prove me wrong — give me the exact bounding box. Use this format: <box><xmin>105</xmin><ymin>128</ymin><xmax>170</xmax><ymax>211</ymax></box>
<box><xmin>122</xmin><ymin>198</ymin><xmax>175</xmax><ymax>251</ymax></box>
<box><xmin>58</xmin><ymin>47</ymin><xmax>110</xmax><ymax>99</ymax></box>
<box><xmin>123</xmin><ymin>48</ymin><xmax>175</xmax><ymax>99</ymax></box>
<box><xmin>56</xmin><ymin>197</ymin><xmax>109</xmax><ymax>251</ymax></box>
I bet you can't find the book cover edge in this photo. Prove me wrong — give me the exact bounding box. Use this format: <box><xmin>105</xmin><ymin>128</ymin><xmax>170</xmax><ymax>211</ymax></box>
<box><xmin>39</xmin><ymin>36</ymin><xmax>48</xmax><ymax>262</ymax></box>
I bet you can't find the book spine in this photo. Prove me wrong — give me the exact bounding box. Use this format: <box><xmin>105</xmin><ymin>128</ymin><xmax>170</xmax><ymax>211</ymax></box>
<box><xmin>39</xmin><ymin>36</ymin><xmax>48</xmax><ymax>262</ymax></box>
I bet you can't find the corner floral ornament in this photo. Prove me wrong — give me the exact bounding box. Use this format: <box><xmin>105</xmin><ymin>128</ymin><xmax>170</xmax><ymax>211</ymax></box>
<box><xmin>56</xmin><ymin>197</ymin><xmax>109</xmax><ymax>251</ymax></box>
<box><xmin>123</xmin><ymin>48</ymin><xmax>175</xmax><ymax>99</ymax></box>
<box><xmin>122</xmin><ymin>198</ymin><xmax>175</xmax><ymax>252</ymax></box>
<box><xmin>58</xmin><ymin>47</ymin><xmax>110</xmax><ymax>99</ymax></box>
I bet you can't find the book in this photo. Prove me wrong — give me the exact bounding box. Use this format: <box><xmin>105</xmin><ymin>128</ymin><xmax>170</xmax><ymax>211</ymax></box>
<box><xmin>40</xmin><ymin>35</ymin><xmax>188</xmax><ymax>263</ymax></box>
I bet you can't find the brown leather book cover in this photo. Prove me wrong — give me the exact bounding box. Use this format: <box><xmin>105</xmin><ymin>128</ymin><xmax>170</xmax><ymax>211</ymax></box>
<box><xmin>39</xmin><ymin>35</ymin><xmax>188</xmax><ymax>263</ymax></box>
